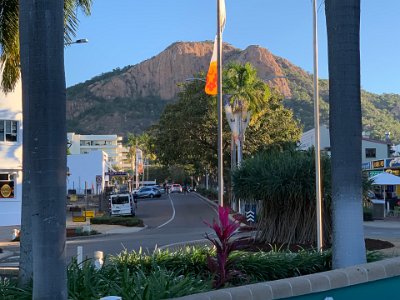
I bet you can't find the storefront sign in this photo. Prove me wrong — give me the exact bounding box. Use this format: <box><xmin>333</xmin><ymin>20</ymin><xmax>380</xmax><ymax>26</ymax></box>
<box><xmin>368</xmin><ymin>170</ymin><xmax>383</xmax><ymax>177</ymax></box>
<box><xmin>362</xmin><ymin>162</ymin><xmax>371</xmax><ymax>170</ymax></box>
<box><xmin>105</xmin><ymin>172</ymin><xmax>128</xmax><ymax>176</ymax></box>
<box><xmin>0</xmin><ymin>181</ymin><xmax>14</xmax><ymax>198</ymax></box>
<box><xmin>372</xmin><ymin>160</ymin><xmax>384</xmax><ymax>169</ymax></box>
<box><xmin>386</xmin><ymin>157</ymin><xmax>400</xmax><ymax>168</ymax></box>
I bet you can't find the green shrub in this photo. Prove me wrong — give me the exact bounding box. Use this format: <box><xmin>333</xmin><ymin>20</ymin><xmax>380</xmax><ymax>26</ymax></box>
<box><xmin>110</xmin><ymin>246</ymin><xmax>211</xmax><ymax>277</ymax></box>
<box><xmin>363</xmin><ymin>207</ymin><xmax>373</xmax><ymax>221</ymax></box>
<box><xmin>0</xmin><ymin>246</ymin><xmax>384</xmax><ymax>298</ymax></box>
<box><xmin>232</xmin><ymin>148</ymin><xmax>332</xmax><ymax>245</ymax></box>
<box><xmin>90</xmin><ymin>216</ymin><xmax>144</xmax><ymax>227</ymax></box>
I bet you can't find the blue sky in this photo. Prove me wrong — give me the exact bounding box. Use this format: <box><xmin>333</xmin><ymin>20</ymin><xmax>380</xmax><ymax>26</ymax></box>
<box><xmin>65</xmin><ymin>0</ymin><xmax>400</xmax><ymax>95</ymax></box>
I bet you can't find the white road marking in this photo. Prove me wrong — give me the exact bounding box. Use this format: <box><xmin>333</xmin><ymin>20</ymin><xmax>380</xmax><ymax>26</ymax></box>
<box><xmin>157</xmin><ymin>193</ymin><xmax>176</xmax><ymax>228</ymax></box>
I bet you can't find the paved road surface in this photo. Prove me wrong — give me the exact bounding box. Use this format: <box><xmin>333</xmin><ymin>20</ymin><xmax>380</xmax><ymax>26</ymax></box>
<box><xmin>2</xmin><ymin>194</ymin><xmax>400</xmax><ymax>266</ymax></box>
<box><xmin>66</xmin><ymin>192</ymin><xmax>218</xmax><ymax>260</ymax></box>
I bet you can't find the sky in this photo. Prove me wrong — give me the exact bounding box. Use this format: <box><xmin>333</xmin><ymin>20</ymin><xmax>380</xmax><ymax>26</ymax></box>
<box><xmin>64</xmin><ymin>0</ymin><xmax>400</xmax><ymax>95</ymax></box>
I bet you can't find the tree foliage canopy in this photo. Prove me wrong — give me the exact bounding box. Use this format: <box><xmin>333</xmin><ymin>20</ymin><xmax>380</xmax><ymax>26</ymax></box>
<box><xmin>0</xmin><ymin>0</ymin><xmax>92</xmax><ymax>92</ymax></box>
<box><xmin>151</xmin><ymin>64</ymin><xmax>301</xmax><ymax>178</ymax></box>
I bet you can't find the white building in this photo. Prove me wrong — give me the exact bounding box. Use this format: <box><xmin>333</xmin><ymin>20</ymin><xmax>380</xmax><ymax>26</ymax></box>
<box><xmin>300</xmin><ymin>125</ymin><xmax>391</xmax><ymax>164</ymax></box>
<box><xmin>119</xmin><ymin>145</ymin><xmax>133</xmax><ymax>171</ymax></box>
<box><xmin>67</xmin><ymin>151</ymin><xmax>109</xmax><ymax>194</ymax></box>
<box><xmin>0</xmin><ymin>79</ymin><xmax>23</xmax><ymax>226</ymax></box>
<box><xmin>67</xmin><ymin>132</ymin><xmax>127</xmax><ymax>169</ymax></box>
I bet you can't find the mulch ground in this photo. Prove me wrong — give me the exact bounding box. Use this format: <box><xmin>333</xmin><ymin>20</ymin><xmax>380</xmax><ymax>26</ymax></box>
<box><xmin>234</xmin><ymin>236</ymin><xmax>394</xmax><ymax>252</ymax></box>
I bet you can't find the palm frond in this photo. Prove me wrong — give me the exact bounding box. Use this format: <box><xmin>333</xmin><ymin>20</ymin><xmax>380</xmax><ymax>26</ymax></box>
<box><xmin>0</xmin><ymin>0</ymin><xmax>20</xmax><ymax>92</ymax></box>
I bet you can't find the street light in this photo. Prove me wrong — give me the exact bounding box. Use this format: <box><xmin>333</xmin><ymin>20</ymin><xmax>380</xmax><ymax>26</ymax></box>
<box><xmin>185</xmin><ymin>77</ymin><xmax>205</xmax><ymax>83</ymax></box>
<box><xmin>64</xmin><ymin>38</ymin><xmax>89</xmax><ymax>46</ymax></box>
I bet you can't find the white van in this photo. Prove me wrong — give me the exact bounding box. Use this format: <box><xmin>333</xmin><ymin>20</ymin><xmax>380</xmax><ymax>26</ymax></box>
<box><xmin>109</xmin><ymin>193</ymin><xmax>136</xmax><ymax>216</ymax></box>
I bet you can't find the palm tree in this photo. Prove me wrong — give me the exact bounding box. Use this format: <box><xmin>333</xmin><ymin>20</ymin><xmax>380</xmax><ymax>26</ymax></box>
<box><xmin>19</xmin><ymin>0</ymin><xmax>67</xmax><ymax>297</ymax></box>
<box><xmin>223</xmin><ymin>62</ymin><xmax>271</xmax><ymax>210</ymax></box>
<box><xmin>0</xmin><ymin>0</ymin><xmax>92</xmax><ymax>92</ymax></box>
<box><xmin>7</xmin><ymin>0</ymin><xmax>92</xmax><ymax>290</ymax></box>
<box><xmin>223</xmin><ymin>62</ymin><xmax>269</xmax><ymax>114</ymax></box>
<box><xmin>325</xmin><ymin>0</ymin><xmax>366</xmax><ymax>268</ymax></box>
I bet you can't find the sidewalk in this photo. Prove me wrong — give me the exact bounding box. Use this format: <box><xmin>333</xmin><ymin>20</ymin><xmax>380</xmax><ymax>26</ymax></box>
<box><xmin>0</xmin><ymin>213</ymin><xmax>145</xmax><ymax>244</ymax></box>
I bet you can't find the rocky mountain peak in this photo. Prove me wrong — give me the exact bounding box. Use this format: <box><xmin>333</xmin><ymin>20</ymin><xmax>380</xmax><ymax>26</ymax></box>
<box><xmin>82</xmin><ymin>41</ymin><xmax>291</xmax><ymax>102</ymax></box>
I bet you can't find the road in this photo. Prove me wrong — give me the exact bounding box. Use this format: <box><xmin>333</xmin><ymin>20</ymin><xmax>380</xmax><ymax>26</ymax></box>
<box><xmin>364</xmin><ymin>224</ymin><xmax>400</xmax><ymax>239</ymax></box>
<box><xmin>2</xmin><ymin>193</ymin><xmax>400</xmax><ymax>267</ymax></box>
<box><xmin>66</xmin><ymin>192</ymin><xmax>218</xmax><ymax>260</ymax></box>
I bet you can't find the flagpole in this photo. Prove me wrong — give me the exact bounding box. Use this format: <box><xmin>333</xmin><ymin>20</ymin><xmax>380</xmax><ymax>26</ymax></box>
<box><xmin>217</xmin><ymin>0</ymin><xmax>224</xmax><ymax>207</ymax></box>
<box><xmin>313</xmin><ymin>0</ymin><xmax>323</xmax><ymax>250</ymax></box>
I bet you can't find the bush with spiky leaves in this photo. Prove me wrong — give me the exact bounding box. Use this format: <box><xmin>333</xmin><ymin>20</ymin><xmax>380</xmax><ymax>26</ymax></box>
<box><xmin>232</xmin><ymin>148</ymin><xmax>332</xmax><ymax>246</ymax></box>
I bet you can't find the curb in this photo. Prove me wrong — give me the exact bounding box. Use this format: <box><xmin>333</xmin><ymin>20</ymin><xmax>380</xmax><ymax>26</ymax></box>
<box><xmin>0</xmin><ymin>250</ymin><xmax>14</xmax><ymax>261</ymax></box>
<box><xmin>66</xmin><ymin>225</ymin><xmax>148</xmax><ymax>241</ymax></box>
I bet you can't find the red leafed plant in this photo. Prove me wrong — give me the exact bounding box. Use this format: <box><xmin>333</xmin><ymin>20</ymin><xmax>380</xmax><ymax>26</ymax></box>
<box><xmin>204</xmin><ymin>206</ymin><xmax>242</xmax><ymax>288</ymax></box>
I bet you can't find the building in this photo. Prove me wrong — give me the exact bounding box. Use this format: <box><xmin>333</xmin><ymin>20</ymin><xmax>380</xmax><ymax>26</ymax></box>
<box><xmin>0</xmin><ymin>79</ymin><xmax>23</xmax><ymax>226</ymax></box>
<box><xmin>119</xmin><ymin>145</ymin><xmax>133</xmax><ymax>171</ymax></box>
<box><xmin>67</xmin><ymin>151</ymin><xmax>109</xmax><ymax>194</ymax></box>
<box><xmin>67</xmin><ymin>132</ymin><xmax>128</xmax><ymax>169</ymax></box>
<box><xmin>299</xmin><ymin>125</ymin><xmax>391</xmax><ymax>164</ymax></box>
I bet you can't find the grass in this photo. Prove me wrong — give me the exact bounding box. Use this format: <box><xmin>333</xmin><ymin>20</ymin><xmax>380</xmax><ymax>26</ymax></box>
<box><xmin>90</xmin><ymin>216</ymin><xmax>144</xmax><ymax>227</ymax></box>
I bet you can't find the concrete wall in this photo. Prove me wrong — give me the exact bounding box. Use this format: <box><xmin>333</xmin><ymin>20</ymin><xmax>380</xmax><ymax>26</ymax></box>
<box><xmin>173</xmin><ymin>256</ymin><xmax>400</xmax><ymax>300</ymax></box>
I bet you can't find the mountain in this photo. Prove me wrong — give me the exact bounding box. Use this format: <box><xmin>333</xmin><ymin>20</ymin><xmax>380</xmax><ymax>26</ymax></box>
<box><xmin>66</xmin><ymin>41</ymin><xmax>400</xmax><ymax>143</ymax></box>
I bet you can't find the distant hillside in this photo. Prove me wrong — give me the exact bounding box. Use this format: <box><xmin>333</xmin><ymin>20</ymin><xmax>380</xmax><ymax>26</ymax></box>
<box><xmin>66</xmin><ymin>41</ymin><xmax>400</xmax><ymax>143</ymax></box>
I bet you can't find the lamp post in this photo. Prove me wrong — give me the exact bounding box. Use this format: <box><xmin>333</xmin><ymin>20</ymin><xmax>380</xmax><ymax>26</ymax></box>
<box><xmin>64</xmin><ymin>38</ymin><xmax>89</xmax><ymax>46</ymax></box>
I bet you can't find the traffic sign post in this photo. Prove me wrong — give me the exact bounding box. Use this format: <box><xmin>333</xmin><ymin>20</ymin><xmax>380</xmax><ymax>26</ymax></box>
<box><xmin>245</xmin><ymin>204</ymin><xmax>256</xmax><ymax>223</ymax></box>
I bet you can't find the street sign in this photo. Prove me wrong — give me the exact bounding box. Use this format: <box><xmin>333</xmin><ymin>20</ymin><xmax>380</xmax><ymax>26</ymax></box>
<box><xmin>96</xmin><ymin>175</ymin><xmax>102</xmax><ymax>184</ymax></box>
<box><xmin>245</xmin><ymin>204</ymin><xmax>257</xmax><ymax>223</ymax></box>
<box><xmin>246</xmin><ymin>210</ymin><xmax>255</xmax><ymax>223</ymax></box>
<box><xmin>72</xmin><ymin>216</ymin><xmax>86</xmax><ymax>222</ymax></box>
<box><xmin>105</xmin><ymin>171</ymin><xmax>128</xmax><ymax>176</ymax></box>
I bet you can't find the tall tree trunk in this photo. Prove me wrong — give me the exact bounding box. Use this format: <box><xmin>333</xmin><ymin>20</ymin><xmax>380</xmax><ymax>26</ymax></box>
<box><xmin>19</xmin><ymin>0</ymin><xmax>67</xmax><ymax>298</ymax></box>
<box><xmin>325</xmin><ymin>0</ymin><xmax>366</xmax><ymax>268</ymax></box>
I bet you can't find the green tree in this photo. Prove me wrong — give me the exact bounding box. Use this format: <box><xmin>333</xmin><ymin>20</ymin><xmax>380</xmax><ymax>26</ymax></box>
<box><xmin>151</xmin><ymin>70</ymin><xmax>301</xmax><ymax>183</ymax></box>
<box><xmin>232</xmin><ymin>148</ymin><xmax>332</xmax><ymax>245</ymax></box>
<box><xmin>325</xmin><ymin>0</ymin><xmax>366</xmax><ymax>268</ymax></box>
<box><xmin>224</xmin><ymin>62</ymin><xmax>269</xmax><ymax>113</ymax></box>
<box><xmin>0</xmin><ymin>0</ymin><xmax>92</xmax><ymax>92</ymax></box>
<box><xmin>13</xmin><ymin>0</ymin><xmax>92</xmax><ymax>290</ymax></box>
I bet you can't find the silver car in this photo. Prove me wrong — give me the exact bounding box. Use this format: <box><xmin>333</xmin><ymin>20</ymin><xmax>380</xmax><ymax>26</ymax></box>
<box><xmin>135</xmin><ymin>186</ymin><xmax>162</xmax><ymax>198</ymax></box>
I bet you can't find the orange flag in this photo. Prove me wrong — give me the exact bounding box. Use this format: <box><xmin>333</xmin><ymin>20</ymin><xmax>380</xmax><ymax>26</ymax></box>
<box><xmin>205</xmin><ymin>36</ymin><xmax>218</xmax><ymax>95</ymax></box>
<box><xmin>205</xmin><ymin>0</ymin><xmax>226</xmax><ymax>95</ymax></box>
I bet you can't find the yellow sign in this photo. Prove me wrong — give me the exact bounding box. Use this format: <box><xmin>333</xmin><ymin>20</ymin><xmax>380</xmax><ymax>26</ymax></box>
<box><xmin>84</xmin><ymin>210</ymin><xmax>95</xmax><ymax>218</ymax></box>
<box><xmin>372</xmin><ymin>160</ymin><xmax>384</xmax><ymax>169</ymax></box>
<box><xmin>70</xmin><ymin>195</ymin><xmax>78</xmax><ymax>202</ymax></box>
<box><xmin>72</xmin><ymin>216</ymin><xmax>86</xmax><ymax>222</ymax></box>
<box><xmin>0</xmin><ymin>184</ymin><xmax>12</xmax><ymax>198</ymax></box>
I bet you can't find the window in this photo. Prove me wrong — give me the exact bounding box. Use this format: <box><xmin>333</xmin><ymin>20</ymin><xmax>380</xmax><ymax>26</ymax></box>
<box><xmin>365</xmin><ymin>148</ymin><xmax>376</xmax><ymax>158</ymax></box>
<box><xmin>0</xmin><ymin>120</ymin><xmax>18</xmax><ymax>142</ymax></box>
<box><xmin>112</xmin><ymin>195</ymin><xmax>129</xmax><ymax>204</ymax></box>
<box><xmin>0</xmin><ymin>173</ymin><xmax>15</xmax><ymax>199</ymax></box>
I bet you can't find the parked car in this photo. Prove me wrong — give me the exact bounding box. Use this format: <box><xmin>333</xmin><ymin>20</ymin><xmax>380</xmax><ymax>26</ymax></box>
<box><xmin>109</xmin><ymin>193</ymin><xmax>136</xmax><ymax>216</ymax></box>
<box><xmin>170</xmin><ymin>184</ymin><xmax>183</xmax><ymax>193</ymax></box>
<box><xmin>155</xmin><ymin>185</ymin><xmax>166</xmax><ymax>194</ymax></box>
<box><xmin>135</xmin><ymin>186</ymin><xmax>161</xmax><ymax>198</ymax></box>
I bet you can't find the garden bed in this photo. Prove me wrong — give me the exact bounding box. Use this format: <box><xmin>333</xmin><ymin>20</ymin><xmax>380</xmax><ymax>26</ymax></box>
<box><xmin>233</xmin><ymin>236</ymin><xmax>394</xmax><ymax>252</ymax></box>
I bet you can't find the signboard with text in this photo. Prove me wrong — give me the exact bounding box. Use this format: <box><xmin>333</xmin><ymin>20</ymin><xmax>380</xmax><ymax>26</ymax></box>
<box><xmin>0</xmin><ymin>181</ymin><xmax>14</xmax><ymax>198</ymax></box>
<box><xmin>105</xmin><ymin>172</ymin><xmax>128</xmax><ymax>177</ymax></box>
<box><xmin>372</xmin><ymin>160</ymin><xmax>384</xmax><ymax>169</ymax></box>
